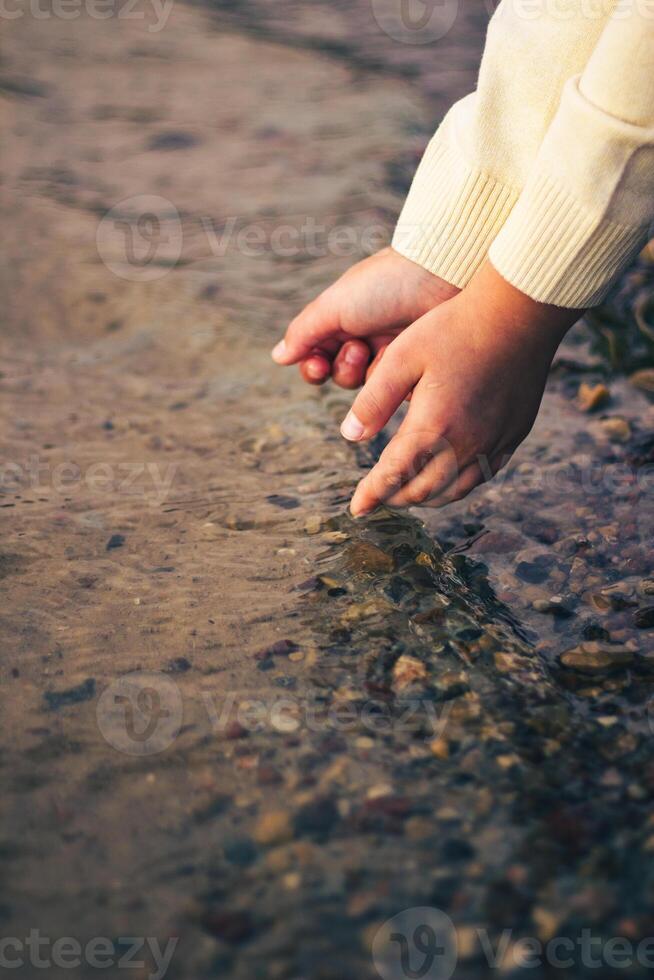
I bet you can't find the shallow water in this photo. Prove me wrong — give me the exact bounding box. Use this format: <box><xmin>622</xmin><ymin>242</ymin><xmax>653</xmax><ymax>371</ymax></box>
<box><xmin>1</xmin><ymin>3</ymin><xmax>654</xmax><ymax>979</ymax></box>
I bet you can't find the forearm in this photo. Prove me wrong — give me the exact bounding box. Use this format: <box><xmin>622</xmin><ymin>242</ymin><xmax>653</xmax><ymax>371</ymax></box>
<box><xmin>393</xmin><ymin>0</ymin><xmax>610</xmax><ymax>287</ymax></box>
<box><xmin>489</xmin><ymin>0</ymin><xmax>654</xmax><ymax>307</ymax></box>
<box><xmin>463</xmin><ymin>259</ymin><xmax>583</xmax><ymax>356</ymax></box>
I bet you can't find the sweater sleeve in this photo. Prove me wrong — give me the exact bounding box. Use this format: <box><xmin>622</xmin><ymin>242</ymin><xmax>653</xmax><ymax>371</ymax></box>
<box><xmin>488</xmin><ymin>0</ymin><xmax>654</xmax><ymax>308</ymax></box>
<box><xmin>392</xmin><ymin>0</ymin><xmax>609</xmax><ymax>287</ymax></box>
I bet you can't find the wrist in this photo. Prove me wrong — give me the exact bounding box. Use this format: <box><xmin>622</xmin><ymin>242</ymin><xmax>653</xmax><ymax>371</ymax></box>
<box><xmin>463</xmin><ymin>259</ymin><xmax>583</xmax><ymax>352</ymax></box>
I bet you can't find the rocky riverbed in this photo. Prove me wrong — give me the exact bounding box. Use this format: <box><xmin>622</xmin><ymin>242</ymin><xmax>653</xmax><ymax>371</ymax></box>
<box><xmin>1</xmin><ymin>2</ymin><xmax>653</xmax><ymax>979</ymax></box>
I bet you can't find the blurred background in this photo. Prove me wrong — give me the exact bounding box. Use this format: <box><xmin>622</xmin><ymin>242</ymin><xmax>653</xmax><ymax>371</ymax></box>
<box><xmin>2</xmin><ymin>2</ymin><xmax>654</xmax><ymax>978</ymax></box>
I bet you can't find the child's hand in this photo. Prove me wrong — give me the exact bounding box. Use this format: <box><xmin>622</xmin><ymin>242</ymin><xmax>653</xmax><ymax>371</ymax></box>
<box><xmin>339</xmin><ymin>262</ymin><xmax>580</xmax><ymax>515</ymax></box>
<box><xmin>271</xmin><ymin>247</ymin><xmax>459</xmax><ymax>389</ymax></box>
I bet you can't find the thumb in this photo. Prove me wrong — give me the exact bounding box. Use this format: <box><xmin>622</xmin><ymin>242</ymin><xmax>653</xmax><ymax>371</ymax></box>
<box><xmin>272</xmin><ymin>295</ymin><xmax>344</xmax><ymax>365</ymax></box>
<box><xmin>340</xmin><ymin>340</ymin><xmax>419</xmax><ymax>441</ymax></box>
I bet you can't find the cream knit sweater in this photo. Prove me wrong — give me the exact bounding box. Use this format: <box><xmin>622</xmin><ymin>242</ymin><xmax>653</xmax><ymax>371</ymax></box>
<box><xmin>392</xmin><ymin>0</ymin><xmax>654</xmax><ymax>308</ymax></box>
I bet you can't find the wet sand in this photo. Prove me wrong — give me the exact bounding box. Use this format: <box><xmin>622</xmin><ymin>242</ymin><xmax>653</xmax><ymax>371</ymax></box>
<box><xmin>2</xmin><ymin>3</ymin><xmax>654</xmax><ymax>979</ymax></box>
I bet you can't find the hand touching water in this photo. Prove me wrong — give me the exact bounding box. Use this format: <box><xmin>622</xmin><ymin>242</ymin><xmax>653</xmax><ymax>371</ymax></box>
<box><xmin>340</xmin><ymin>261</ymin><xmax>581</xmax><ymax>515</ymax></box>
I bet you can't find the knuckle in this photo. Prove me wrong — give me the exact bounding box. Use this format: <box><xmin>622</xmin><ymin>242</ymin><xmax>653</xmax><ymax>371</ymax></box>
<box><xmin>404</xmin><ymin>482</ymin><xmax>432</xmax><ymax>505</ymax></box>
<box><xmin>356</xmin><ymin>385</ymin><xmax>386</xmax><ymax>423</ymax></box>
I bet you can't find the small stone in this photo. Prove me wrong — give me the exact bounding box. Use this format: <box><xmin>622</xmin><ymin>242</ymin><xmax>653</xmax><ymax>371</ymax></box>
<box><xmin>515</xmin><ymin>553</ymin><xmax>555</xmax><ymax>584</ymax></box>
<box><xmin>44</xmin><ymin>678</ymin><xmax>96</xmax><ymax>711</ymax></box>
<box><xmin>392</xmin><ymin>654</ymin><xmax>428</xmax><ymax>692</ymax></box>
<box><xmin>559</xmin><ymin>642</ymin><xmax>635</xmax><ymax>672</ymax></box>
<box><xmin>304</xmin><ymin>515</ymin><xmax>323</xmax><ymax>535</ymax></box>
<box><xmin>532</xmin><ymin>596</ymin><xmax>574</xmax><ymax>618</ymax></box>
<box><xmin>341</xmin><ymin>597</ymin><xmax>393</xmax><ymax>624</ymax></box>
<box><xmin>629</xmin><ymin>368</ymin><xmax>654</xmax><ymax>394</ymax></box>
<box><xmin>597</xmin><ymin>417</ymin><xmax>631</xmax><ymax>442</ymax></box>
<box><xmin>270</xmin><ymin>708</ymin><xmax>300</xmax><ymax>734</ymax></box>
<box><xmin>638</xmin><ymin>579</ymin><xmax>654</xmax><ymax>597</ymax></box>
<box><xmin>634</xmin><ymin>606</ymin><xmax>654</xmax><ymax>629</ymax></box>
<box><xmin>253</xmin><ymin>810</ymin><xmax>293</xmax><ymax>846</ymax></box>
<box><xmin>106</xmin><ymin>533</ymin><xmax>125</xmax><ymax>550</ymax></box>
<box><xmin>224</xmin><ymin>720</ymin><xmax>248</xmax><ymax>740</ymax></box>
<box><xmin>429</xmin><ymin>737</ymin><xmax>450</xmax><ymax>760</ymax></box>
<box><xmin>367</xmin><ymin>783</ymin><xmax>394</xmax><ymax>799</ymax></box>
<box><xmin>345</xmin><ymin>541</ymin><xmax>394</xmax><ymax>574</ymax></box>
<box><xmin>165</xmin><ymin>656</ymin><xmax>192</xmax><ymax>673</ymax></box>
<box><xmin>288</xmin><ymin>651</ymin><xmax>305</xmax><ymax>662</ymax></box>
<box><xmin>589</xmin><ymin>584</ymin><xmax>637</xmax><ymax>612</ymax></box>
<box><xmin>253</xmin><ymin>639</ymin><xmax>299</xmax><ymax>661</ymax></box>
<box><xmin>266</xmin><ymin>494</ymin><xmax>300</xmax><ymax>509</ymax></box>
<box><xmin>322</xmin><ymin>531</ymin><xmax>349</xmax><ymax>544</ymax></box>
<box><xmin>577</xmin><ymin>382</ymin><xmax>610</xmax><ymax>412</ymax></box>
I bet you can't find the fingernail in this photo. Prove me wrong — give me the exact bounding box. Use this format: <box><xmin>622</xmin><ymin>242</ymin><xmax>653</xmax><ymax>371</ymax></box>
<box><xmin>341</xmin><ymin>411</ymin><xmax>364</xmax><ymax>441</ymax></box>
<box><xmin>271</xmin><ymin>340</ymin><xmax>288</xmax><ymax>363</ymax></box>
<box><xmin>306</xmin><ymin>357</ymin><xmax>326</xmax><ymax>377</ymax></box>
<box><xmin>344</xmin><ymin>344</ymin><xmax>365</xmax><ymax>366</ymax></box>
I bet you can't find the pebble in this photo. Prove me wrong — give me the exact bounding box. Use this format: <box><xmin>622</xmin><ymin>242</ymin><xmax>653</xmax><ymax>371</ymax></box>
<box><xmin>577</xmin><ymin>381</ymin><xmax>610</xmax><ymax>412</ymax></box>
<box><xmin>43</xmin><ymin>677</ymin><xmax>96</xmax><ymax>711</ymax></box>
<box><xmin>559</xmin><ymin>642</ymin><xmax>636</xmax><ymax>672</ymax></box>
<box><xmin>304</xmin><ymin>515</ymin><xmax>323</xmax><ymax>535</ymax></box>
<box><xmin>367</xmin><ymin>783</ymin><xmax>394</xmax><ymax>799</ymax></box>
<box><xmin>596</xmin><ymin>417</ymin><xmax>631</xmax><ymax>442</ymax></box>
<box><xmin>392</xmin><ymin>654</ymin><xmax>428</xmax><ymax>692</ymax></box>
<box><xmin>254</xmin><ymin>639</ymin><xmax>299</xmax><ymax>661</ymax></box>
<box><xmin>345</xmin><ymin>541</ymin><xmax>394</xmax><ymax>574</ymax></box>
<box><xmin>634</xmin><ymin>606</ymin><xmax>654</xmax><ymax>628</ymax></box>
<box><xmin>322</xmin><ymin>531</ymin><xmax>349</xmax><ymax>544</ymax></box>
<box><xmin>340</xmin><ymin>597</ymin><xmax>393</xmax><ymax>624</ymax></box>
<box><xmin>253</xmin><ymin>810</ymin><xmax>294</xmax><ymax>847</ymax></box>
<box><xmin>629</xmin><ymin>367</ymin><xmax>654</xmax><ymax>394</ymax></box>
<box><xmin>429</xmin><ymin>737</ymin><xmax>450</xmax><ymax>760</ymax></box>
<box><xmin>532</xmin><ymin>596</ymin><xmax>574</xmax><ymax>618</ymax></box>
<box><xmin>515</xmin><ymin>553</ymin><xmax>555</xmax><ymax>584</ymax></box>
<box><xmin>165</xmin><ymin>656</ymin><xmax>192</xmax><ymax>673</ymax></box>
<box><xmin>224</xmin><ymin>720</ymin><xmax>248</xmax><ymax>740</ymax></box>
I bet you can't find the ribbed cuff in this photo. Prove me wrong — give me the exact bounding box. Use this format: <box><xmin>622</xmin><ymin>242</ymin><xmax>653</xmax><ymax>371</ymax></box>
<box><xmin>392</xmin><ymin>135</ymin><xmax>520</xmax><ymax>288</ymax></box>
<box><xmin>488</xmin><ymin>174</ymin><xmax>649</xmax><ymax>307</ymax></box>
